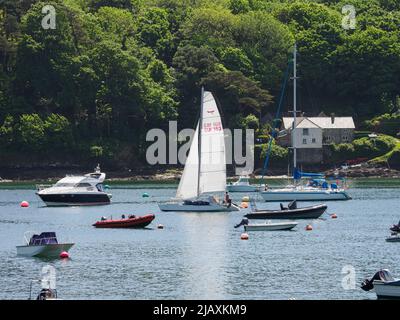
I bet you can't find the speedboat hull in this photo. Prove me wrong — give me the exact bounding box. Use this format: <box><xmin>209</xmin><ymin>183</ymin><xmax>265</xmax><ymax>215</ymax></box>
<box><xmin>260</xmin><ymin>189</ymin><xmax>351</xmax><ymax>201</ymax></box>
<box><xmin>93</xmin><ymin>214</ymin><xmax>155</xmax><ymax>228</ymax></box>
<box><xmin>374</xmin><ymin>280</ymin><xmax>400</xmax><ymax>299</ymax></box>
<box><xmin>245</xmin><ymin>204</ymin><xmax>327</xmax><ymax>219</ymax></box>
<box><xmin>386</xmin><ymin>235</ymin><xmax>400</xmax><ymax>242</ymax></box>
<box><xmin>159</xmin><ymin>202</ymin><xmax>240</xmax><ymax>212</ymax></box>
<box><xmin>244</xmin><ymin>221</ymin><xmax>298</xmax><ymax>231</ymax></box>
<box><xmin>37</xmin><ymin>193</ymin><xmax>111</xmax><ymax>206</ymax></box>
<box><xmin>16</xmin><ymin>243</ymin><xmax>74</xmax><ymax>257</ymax></box>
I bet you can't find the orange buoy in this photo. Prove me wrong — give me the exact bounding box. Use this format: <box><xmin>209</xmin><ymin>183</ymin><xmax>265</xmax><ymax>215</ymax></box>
<box><xmin>60</xmin><ymin>251</ymin><xmax>69</xmax><ymax>259</ymax></box>
<box><xmin>331</xmin><ymin>213</ymin><xmax>337</xmax><ymax>219</ymax></box>
<box><xmin>306</xmin><ymin>224</ymin><xmax>313</xmax><ymax>231</ymax></box>
<box><xmin>241</xmin><ymin>233</ymin><xmax>249</xmax><ymax>240</ymax></box>
<box><xmin>20</xmin><ymin>201</ymin><xmax>29</xmax><ymax>208</ymax></box>
<box><xmin>157</xmin><ymin>224</ymin><xmax>164</xmax><ymax>229</ymax></box>
<box><xmin>241</xmin><ymin>202</ymin><xmax>248</xmax><ymax>209</ymax></box>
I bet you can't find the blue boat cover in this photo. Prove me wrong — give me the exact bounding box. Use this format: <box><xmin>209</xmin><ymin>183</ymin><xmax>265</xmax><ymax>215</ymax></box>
<box><xmin>293</xmin><ymin>168</ymin><xmax>325</xmax><ymax>180</ymax></box>
<box><xmin>29</xmin><ymin>232</ymin><xmax>58</xmax><ymax>245</ymax></box>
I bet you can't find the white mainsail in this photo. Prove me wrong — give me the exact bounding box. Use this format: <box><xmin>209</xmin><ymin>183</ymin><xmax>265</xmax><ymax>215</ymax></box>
<box><xmin>198</xmin><ymin>91</ymin><xmax>226</xmax><ymax>195</ymax></box>
<box><xmin>175</xmin><ymin>90</ymin><xmax>226</xmax><ymax>200</ymax></box>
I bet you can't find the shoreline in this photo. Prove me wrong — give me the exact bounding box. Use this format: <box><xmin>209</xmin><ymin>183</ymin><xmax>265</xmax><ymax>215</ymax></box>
<box><xmin>0</xmin><ymin>164</ymin><xmax>399</xmax><ymax>184</ymax></box>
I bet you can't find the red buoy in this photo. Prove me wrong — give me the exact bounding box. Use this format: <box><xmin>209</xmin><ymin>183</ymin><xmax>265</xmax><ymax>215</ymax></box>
<box><xmin>331</xmin><ymin>213</ymin><xmax>337</xmax><ymax>219</ymax></box>
<box><xmin>60</xmin><ymin>251</ymin><xmax>69</xmax><ymax>259</ymax></box>
<box><xmin>241</xmin><ymin>233</ymin><xmax>249</xmax><ymax>240</ymax></box>
<box><xmin>20</xmin><ymin>201</ymin><xmax>29</xmax><ymax>208</ymax></box>
<box><xmin>306</xmin><ymin>224</ymin><xmax>313</xmax><ymax>231</ymax></box>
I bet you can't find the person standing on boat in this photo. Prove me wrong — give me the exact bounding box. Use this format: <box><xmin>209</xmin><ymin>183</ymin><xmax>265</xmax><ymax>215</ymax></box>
<box><xmin>224</xmin><ymin>192</ymin><xmax>232</xmax><ymax>208</ymax></box>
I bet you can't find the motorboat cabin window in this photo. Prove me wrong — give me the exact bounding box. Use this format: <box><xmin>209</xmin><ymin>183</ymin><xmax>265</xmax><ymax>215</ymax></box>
<box><xmin>76</xmin><ymin>183</ymin><xmax>92</xmax><ymax>188</ymax></box>
<box><xmin>54</xmin><ymin>183</ymin><xmax>75</xmax><ymax>187</ymax></box>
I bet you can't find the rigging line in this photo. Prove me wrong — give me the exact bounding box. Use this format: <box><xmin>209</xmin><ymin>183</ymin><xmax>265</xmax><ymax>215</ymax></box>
<box><xmin>260</xmin><ymin>59</ymin><xmax>293</xmax><ymax>186</ymax></box>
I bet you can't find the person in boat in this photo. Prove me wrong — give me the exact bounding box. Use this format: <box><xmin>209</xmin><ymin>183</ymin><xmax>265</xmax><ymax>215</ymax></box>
<box><xmin>264</xmin><ymin>184</ymin><xmax>269</xmax><ymax>191</ymax></box>
<box><xmin>128</xmin><ymin>214</ymin><xmax>136</xmax><ymax>219</ymax></box>
<box><xmin>224</xmin><ymin>192</ymin><xmax>232</xmax><ymax>208</ymax></box>
<box><xmin>101</xmin><ymin>216</ymin><xmax>107</xmax><ymax>221</ymax></box>
<box><xmin>121</xmin><ymin>214</ymin><xmax>126</xmax><ymax>219</ymax></box>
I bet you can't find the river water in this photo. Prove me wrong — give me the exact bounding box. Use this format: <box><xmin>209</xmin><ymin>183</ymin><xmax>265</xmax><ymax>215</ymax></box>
<box><xmin>0</xmin><ymin>179</ymin><xmax>399</xmax><ymax>300</ymax></box>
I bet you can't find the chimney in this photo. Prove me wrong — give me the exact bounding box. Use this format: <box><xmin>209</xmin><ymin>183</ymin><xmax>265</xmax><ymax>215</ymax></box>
<box><xmin>330</xmin><ymin>113</ymin><xmax>335</xmax><ymax>124</ymax></box>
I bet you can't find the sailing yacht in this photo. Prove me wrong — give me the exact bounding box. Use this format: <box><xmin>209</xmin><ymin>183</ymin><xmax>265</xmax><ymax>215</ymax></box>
<box><xmin>158</xmin><ymin>89</ymin><xmax>240</xmax><ymax>212</ymax></box>
<box><xmin>260</xmin><ymin>44</ymin><xmax>351</xmax><ymax>202</ymax></box>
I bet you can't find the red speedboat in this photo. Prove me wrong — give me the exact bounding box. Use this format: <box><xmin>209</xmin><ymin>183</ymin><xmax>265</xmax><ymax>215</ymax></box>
<box><xmin>93</xmin><ymin>214</ymin><xmax>155</xmax><ymax>228</ymax></box>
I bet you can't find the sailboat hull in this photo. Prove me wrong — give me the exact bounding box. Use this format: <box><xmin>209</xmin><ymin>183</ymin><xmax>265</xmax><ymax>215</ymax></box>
<box><xmin>260</xmin><ymin>189</ymin><xmax>351</xmax><ymax>201</ymax></box>
<box><xmin>158</xmin><ymin>202</ymin><xmax>240</xmax><ymax>212</ymax></box>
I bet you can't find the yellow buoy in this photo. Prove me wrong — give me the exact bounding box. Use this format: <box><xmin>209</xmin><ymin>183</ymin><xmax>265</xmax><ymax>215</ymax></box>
<box><xmin>242</xmin><ymin>196</ymin><xmax>250</xmax><ymax>202</ymax></box>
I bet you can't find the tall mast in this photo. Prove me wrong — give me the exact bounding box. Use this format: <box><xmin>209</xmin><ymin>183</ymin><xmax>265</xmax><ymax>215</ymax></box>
<box><xmin>197</xmin><ymin>86</ymin><xmax>204</xmax><ymax>198</ymax></box>
<box><xmin>293</xmin><ymin>43</ymin><xmax>297</xmax><ymax>170</ymax></box>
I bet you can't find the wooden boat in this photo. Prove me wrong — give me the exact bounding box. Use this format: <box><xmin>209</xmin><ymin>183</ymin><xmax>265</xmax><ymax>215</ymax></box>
<box><xmin>93</xmin><ymin>214</ymin><xmax>155</xmax><ymax>228</ymax></box>
<box><xmin>244</xmin><ymin>221</ymin><xmax>298</xmax><ymax>231</ymax></box>
<box><xmin>16</xmin><ymin>232</ymin><xmax>74</xmax><ymax>258</ymax></box>
<box><xmin>245</xmin><ymin>201</ymin><xmax>327</xmax><ymax>220</ymax></box>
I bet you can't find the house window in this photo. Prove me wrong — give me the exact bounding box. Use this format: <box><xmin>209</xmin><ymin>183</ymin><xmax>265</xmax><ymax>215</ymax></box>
<box><xmin>342</xmin><ymin>136</ymin><xmax>348</xmax><ymax>142</ymax></box>
<box><xmin>303</xmin><ymin>128</ymin><xmax>309</xmax><ymax>136</ymax></box>
<box><xmin>312</xmin><ymin>138</ymin><xmax>316</xmax><ymax>143</ymax></box>
<box><xmin>303</xmin><ymin>138</ymin><xmax>307</xmax><ymax>144</ymax></box>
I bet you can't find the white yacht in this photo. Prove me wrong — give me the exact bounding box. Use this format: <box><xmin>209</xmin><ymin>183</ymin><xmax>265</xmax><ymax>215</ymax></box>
<box><xmin>158</xmin><ymin>88</ymin><xmax>240</xmax><ymax>212</ymax></box>
<box><xmin>36</xmin><ymin>165</ymin><xmax>112</xmax><ymax>206</ymax></box>
<box><xmin>227</xmin><ymin>176</ymin><xmax>263</xmax><ymax>192</ymax></box>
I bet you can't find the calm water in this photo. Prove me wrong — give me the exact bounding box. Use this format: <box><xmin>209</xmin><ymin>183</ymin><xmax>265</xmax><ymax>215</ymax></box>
<box><xmin>0</xmin><ymin>179</ymin><xmax>399</xmax><ymax>300</ymax></box>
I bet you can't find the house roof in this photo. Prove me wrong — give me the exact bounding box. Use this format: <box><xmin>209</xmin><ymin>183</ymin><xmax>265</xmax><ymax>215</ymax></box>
<box><xmin>282</xmin><ymin>117</ymin><xmax>355</xmax><ymax>130</ymax></box>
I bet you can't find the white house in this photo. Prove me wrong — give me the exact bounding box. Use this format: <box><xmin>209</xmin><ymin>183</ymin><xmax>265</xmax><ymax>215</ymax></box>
<box><xmin>279</xmin><ymin>115</ymin><xmax>355</xmax><ymax>163</ymax></box>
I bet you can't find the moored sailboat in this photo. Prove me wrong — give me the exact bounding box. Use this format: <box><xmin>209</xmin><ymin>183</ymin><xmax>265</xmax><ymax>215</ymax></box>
<box><xmin>260</xmin><ymin>43</ymin><xmax>351</xmax><ymax>202</ymax></box>
<box><xmin>158</xmin><ymin>88</ymin><xmax>240</xmax><ymax>212</ymax></box>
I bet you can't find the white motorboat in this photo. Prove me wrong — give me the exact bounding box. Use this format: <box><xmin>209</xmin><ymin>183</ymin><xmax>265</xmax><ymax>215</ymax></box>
<box><xmin>158</xmin><ymin>88</ymin><xmax>240</xmax><ymax>212</ymax></box>
<box><xmin>386</xmin><ymin>234</ymin><xmax>400</xmax><ymax>242</ymax></box>
<box><xmin>16</xmin><ymin>231</ymin><xmax>74</xmax><ymax>258</ymax></box>
<box><xmin>234</xmin><ymin>217</ymin><xmax>297</xmax><ymax>231</ymax></box>
<box><xmin>259</xmin><ymin>44</ymin><xmax>351</xmax><ymax>202</ymax></box>
<box><xmin>227</xmin><ymin>176</ymin><xmax>263</xmax><ymax>192</ymax></box>
<box><xmin>36</xmin><ymin>165</ymin><xmax>112</xmax><ymax>206</ymax></box>
<box><xmin>362</xmin><ymin>269</ymin><xmax>400</xmax><ymax>299</ymax></box>
<box><xmin>244</xmin><ymin>221</ymin><xmax>298</xmax><ymax>231</ymax></box>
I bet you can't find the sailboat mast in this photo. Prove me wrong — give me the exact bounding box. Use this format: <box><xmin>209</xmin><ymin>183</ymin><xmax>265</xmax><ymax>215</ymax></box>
<box><xmin>293</xmin><ymin>43</ymin><xmax>297</xmax><ymax>170</ymax></box>
<box><xmin>197</xmin><ymin>87</ymin><xmax>204</xmax><ymax>198</ymax></box>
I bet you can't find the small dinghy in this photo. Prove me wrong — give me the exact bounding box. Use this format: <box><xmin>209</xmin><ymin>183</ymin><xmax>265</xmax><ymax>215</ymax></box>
<box><xmin>235</xmin><ymin>218</ymin><xmax>297</xmax><ymax>231</ymax></box>
<box><xmin>245</xmin><ymin>200</ymin><xmax>327</xmax><ymax>220</ymax></box>
<box><xmin>16</xmin><ymin>232</ymin><xmax>74</xmax><ymax>258</ymax></box>
<box><xmin>361</xmin><ymin>269</ymin><xmax>400</xmax><ymax>299</ymax></box>
<box><xmin>93</xmin><ymin>214</ymin><xmax>155</xmax><ymax>228</ymax></box>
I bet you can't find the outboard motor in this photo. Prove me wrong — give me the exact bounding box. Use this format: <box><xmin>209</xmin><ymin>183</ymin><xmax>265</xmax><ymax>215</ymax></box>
<box><xmin>288</xmin><ymin>200</ymin><xmax>297</xmax><ymax>210</ymax></box>
<box><xmin>234</xmin><ymin>218</ymin><xmax>249</xmax><ymax>229</ymax></box>
<box><xmin>361</xmin><ymin>269</ymin><xmax>394</xmax><ymax>291</ymax></box>
<box><xmin>390</xmin><ymin>224</ymin><xmax>400</xmax><ymax>233</ymax></box>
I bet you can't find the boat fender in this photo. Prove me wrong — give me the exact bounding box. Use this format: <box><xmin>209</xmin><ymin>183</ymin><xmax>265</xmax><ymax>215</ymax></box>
<box><xmin>240</xmin><ymin>233</ymin><xmax>249</xmax><ymax>240</ymax></box>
